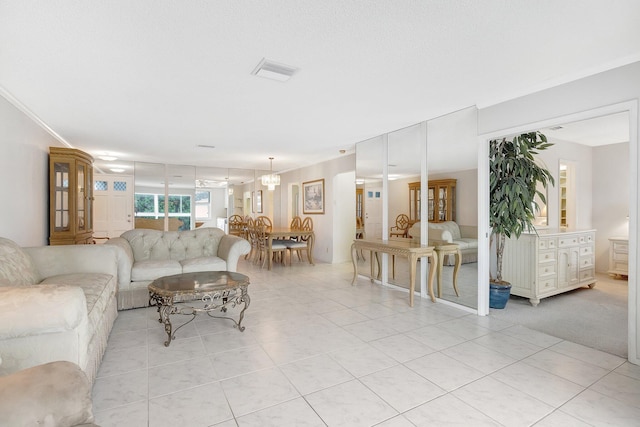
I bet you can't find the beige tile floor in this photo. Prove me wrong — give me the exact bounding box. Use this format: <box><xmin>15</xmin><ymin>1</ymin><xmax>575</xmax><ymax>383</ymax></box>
<box><xmin>93</xmin><ymin>259</ymin><xmax>640</xmax><ymax>426</ymax></box>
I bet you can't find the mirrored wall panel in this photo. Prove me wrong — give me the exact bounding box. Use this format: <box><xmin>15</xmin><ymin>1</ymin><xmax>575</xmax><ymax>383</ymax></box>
<box><xmin>356</xmin><ymin>135</ymin><xmax>384</xmax><ymax>240</ymax></box>
<box><xmin>426</xmin><ymin>106</ymin><xmax>478</xmax><ymax>309</ymax></box>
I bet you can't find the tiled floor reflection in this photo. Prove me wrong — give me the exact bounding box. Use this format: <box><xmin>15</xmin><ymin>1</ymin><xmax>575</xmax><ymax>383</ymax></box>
<box><xmin>93</xmin><ymin>260</ymin><xmax>640</xmax><ymax>426</ymax></box>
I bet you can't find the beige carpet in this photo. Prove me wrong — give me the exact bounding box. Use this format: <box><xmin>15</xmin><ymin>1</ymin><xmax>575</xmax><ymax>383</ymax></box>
<box><xmin>491</xmin><ymin>272</ymin><xmax>628</xmax><ymax>358</ymax></box>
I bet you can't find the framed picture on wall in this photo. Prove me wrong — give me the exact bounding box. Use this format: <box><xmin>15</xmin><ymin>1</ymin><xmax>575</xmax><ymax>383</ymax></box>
<box><xmin>303</xmin><ymin>179</ymin><xmax>325</xmax><ymax>214</ymax></box>
<box><xmin>256</xmin><ymin>190</ymin><xmax>263</xmax><ymax>213</ymax></box>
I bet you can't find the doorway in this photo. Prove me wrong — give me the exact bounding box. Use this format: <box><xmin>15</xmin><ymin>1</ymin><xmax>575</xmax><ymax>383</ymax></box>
<box><xmin>479</xmin><ymin>105</ymin><xmax>635</xmax><ymax>360</ymax></box>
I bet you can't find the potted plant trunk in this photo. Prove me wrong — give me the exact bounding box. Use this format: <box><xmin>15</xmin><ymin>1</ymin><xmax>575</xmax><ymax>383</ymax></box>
<box><xmin>489</xmin><ymin>131</ymin><xmax>554</xmax><ymax>308</ymax></box>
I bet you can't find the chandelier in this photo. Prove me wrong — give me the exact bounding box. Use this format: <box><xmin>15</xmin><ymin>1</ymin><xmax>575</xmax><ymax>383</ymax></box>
<box><xmin>261</xmin><ymin>157</ymin><xmax>281</xmax><ymax>191</ymax></box>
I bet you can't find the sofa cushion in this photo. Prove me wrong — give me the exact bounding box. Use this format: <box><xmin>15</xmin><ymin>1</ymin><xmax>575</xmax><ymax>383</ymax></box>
<box><xmin>40</xmin><ymin>273</ymin><xmax>115</xmax><ymax>337</ymax></box>
<box><xmin>181</xmin><ymin>256</ymin><xmax>226</xmax><ymax>273</ymax></box>
<box><xmin>131</xmin><ymin>259</ymin><xmax>182</xmax><ymax>281</ymax></box>
<box><xmin>0</xmin><ymin>285</ymin><xmax>86</xmax><ymax>339</ymax></box>
<box><xmin>0</xmin><ymin>237</ymin><xmax>40</xmax><ymax>287</ymax></box>
<box><xmin>455</xmin><ymin>238</ymin><xmax>478</xmax><ymax>251</ymax></box>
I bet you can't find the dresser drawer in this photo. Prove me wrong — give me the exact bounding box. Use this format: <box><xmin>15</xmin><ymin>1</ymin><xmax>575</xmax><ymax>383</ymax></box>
<box><xmin>579</xmin><ymin>233</ymin><xmax>595</xmax><ymax>244</ymax></box>
<box><xmin>580</xmin><ymin>245</ymin><xmax>593</xmax><ymax>256</ymax></box>
<box><xmin>580</xmin><ymin>255</ymin><xmax>594</xmax><ymax>269</ymax></box>
<box><xmin>538</xmin><ymin>263</ymin><xmax>556</xmax><ymax>277</ymax></box>
<box><xmin>537</xmin><ymin>277</ymin><xmax>558</xmax><ymax>292</ymax></box>
<box><xmin>613</xmin><ymin>242</ymin><xmax>629</xmax><ymax>253</ymax></box>
<box><xmin>614</xmin><ymin>252</ymin><xmax>629</xmax><ymax>262</ymax></box>
<box><xmin>538</xmin><ymin>250</ymin><xmax>556</xmax><ymax>264</ymax></box>
<box><xmin>580</xmin><ymin>268</ymin><xmax>595</xmax><ymax>282</ymax></box>
<box><xmin>558</xmin><ymin>236</ymin><xmax>579</xmax><ymax>247</ymax></box>
<box><xmin>539</xmin><ymin>238</ymin><xmax>556</xmax><ymax>250</ymax></box>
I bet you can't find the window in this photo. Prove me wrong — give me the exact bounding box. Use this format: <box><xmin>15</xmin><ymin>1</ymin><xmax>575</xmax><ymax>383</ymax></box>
<box><xmin>195</xmin><ymin>190</ymin><xmax>211</xmax><ymax>220</ymax></box>
<box><xmin>134</xmin><ymin>193</ymin><xmax>192</xmax><ymax>230</ymax></box>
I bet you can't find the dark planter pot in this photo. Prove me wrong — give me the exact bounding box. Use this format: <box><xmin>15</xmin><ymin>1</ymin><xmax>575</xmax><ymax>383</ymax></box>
<box><xmin>489</xmin><ymin>281</ymin><xmax>512</xmax><ymax>309</ymax></box>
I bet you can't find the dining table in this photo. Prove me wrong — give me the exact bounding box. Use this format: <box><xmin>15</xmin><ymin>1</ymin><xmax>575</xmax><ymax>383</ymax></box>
<box><xmin>265</xmin><ymin>227</ymin><xmax>315</xmax><ymax>270</ymax></box>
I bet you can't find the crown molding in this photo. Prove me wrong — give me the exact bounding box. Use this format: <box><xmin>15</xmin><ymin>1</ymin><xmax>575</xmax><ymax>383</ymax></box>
<box><xmin>0</xmin><ymin>85</ymin><xmax>73</xmax><ymax>148</ymax></box>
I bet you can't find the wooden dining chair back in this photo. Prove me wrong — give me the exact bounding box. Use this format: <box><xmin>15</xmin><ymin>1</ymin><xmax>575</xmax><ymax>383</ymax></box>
<box><xmin>290</xmin><ymin>216</ymin><xmax>302</xmax><ymax>230</ymax></box>
<box><xmin>256</xmin><ymin>216</ymin><xmax>273</xmax><ymax>232</ymax></box>
<box><xmin>390</xmin><ymin>214</ymin><xmax>410</xmax><ymax>238</ymax></box>
<box><xmin>252</xmin><ymin>221</ymin><xmax>286</xmax><ymax>267</ymax></box>
<box><xmin>244</xmin><ymin>217</ymin><xmax>256</xmax><ymax>260</ymax></box>
<box><xmin>228</xmin><ymin>214</ymin><xmax>245</xmax><ymax>237</ymax></box>
<box><xmin>285</xmin><ymin>216</ymin><xmax>314</xmax><ymax>263</ymax></box>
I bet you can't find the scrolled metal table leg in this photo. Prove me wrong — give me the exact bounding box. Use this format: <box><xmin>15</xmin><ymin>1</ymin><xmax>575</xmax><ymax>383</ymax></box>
<box><xmin>236</xmin><ymin>286</ymin><xmax>251</xmax><ymax>332</ymax></box>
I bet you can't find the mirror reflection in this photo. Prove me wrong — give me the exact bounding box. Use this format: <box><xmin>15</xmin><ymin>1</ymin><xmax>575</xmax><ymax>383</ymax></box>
<box><xmin>133</xmin><ymin>162</ymin><xmax>266</xmax><ymax>233</ymax></box>
<box><xmin>425</xmin><ymin>106</ymin><xmax>478</xmax><ymax>309</ymax></box>
<box><xmin>386</xmin><ymin>124</ymin><xmax>422</xmax><ymax>289</ymax></box>
<box><xmin>356</xmin><ymin>136</ymin><xmax>384</xmax><ymax>240</ymax></box>
<box><xmin>354</xmin><ymin>108</ymin><xmax>479</xmax><ymax>311</ymax></box>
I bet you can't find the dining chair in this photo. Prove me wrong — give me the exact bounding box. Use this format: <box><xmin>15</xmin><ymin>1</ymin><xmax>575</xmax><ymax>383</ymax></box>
<box><xmin>244</xmin><ymin>217</ymin><xmax>256</xmax><ymax>260</ymax></box>
<box><xmin>256</xmin><ymin>216</ymin><xmax>273</xmax><ymax>232</ymax></box>
<box><xmin>390</xmin><ymin>214</ymin><xmax>410</xmax><ymax>238</ymax></box>
<box><xmin>253</xmin><ymin>222</ymin><xmax>287</xmax><ymax>267</ymax></box>
<box><xmin>285</xmin><ymin>216</ymin><xmax>313</xmax><ymax>263</ymax></box>
<box><xmin>228</xmin><ymin>214</ymin><xmax>245</xmax><ymax>237</ymax></box>
<box><xmin>290</xmin><ymin>216</ymin><xmax>302</xmax><ymax>230</ymax></box>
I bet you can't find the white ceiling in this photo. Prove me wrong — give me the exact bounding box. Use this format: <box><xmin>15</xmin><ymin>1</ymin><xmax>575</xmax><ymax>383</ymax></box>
<box><xmin>2</xmin><ymin>1</ymin><xmax>639</xmax><ymax>176</ymax></box>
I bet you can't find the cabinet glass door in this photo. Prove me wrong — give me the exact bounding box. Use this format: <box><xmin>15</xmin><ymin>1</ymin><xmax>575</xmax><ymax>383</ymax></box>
<box><xmin>438</xmin><ymin>187</ymin><xmax>447</xmax><ymax>221</ymax></box>
<box><xmin>53</xmin><ymin>162</ymin><xmax>71</xmax><ymax>231</ymax></box>
<box><xmin>428</xmin><ymin>187</ymin><xmax>434</xmax><ymax>221</ymax></box>
<box><xmin>77</xmin><ymin>163</ymin><xmax>86</xmax><ymax>231</ymax></box>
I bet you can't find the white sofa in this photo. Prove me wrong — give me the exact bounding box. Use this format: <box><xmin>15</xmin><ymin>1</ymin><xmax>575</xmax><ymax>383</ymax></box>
<box><xmin>106</xmin><ymin>227</ymin><xmax>251</xmax><ymax>310</ymax></box>
<box><xmin>408</xmin><ymin>221</ymin><xmax>478</xmax><ymax>265</ymax></box>
<box><xmin>0</xmin><ymin>237</ymin><xmax>119</xmax><ymax>385</ymax></box>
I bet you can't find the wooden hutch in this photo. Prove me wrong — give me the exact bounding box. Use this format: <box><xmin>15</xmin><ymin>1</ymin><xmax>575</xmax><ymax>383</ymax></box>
<box><xmin>49</xmin><ymin>147</ymin><xmax>94</xmax><ymax>245</ymax></box>
<box><xmin>408</xmin><ymin>178</ymin><xmax>456</xmax><ymax>224</ymax></box>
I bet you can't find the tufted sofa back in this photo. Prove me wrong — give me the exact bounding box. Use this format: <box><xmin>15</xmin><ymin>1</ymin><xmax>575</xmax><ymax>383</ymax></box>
<box><xmin>119</xmin><ymin>227</ymin><xmax>225</xmax><ymax>262</ymax></box>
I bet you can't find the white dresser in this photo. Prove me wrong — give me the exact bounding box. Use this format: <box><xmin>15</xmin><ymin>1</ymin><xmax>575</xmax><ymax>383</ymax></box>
<box><xmin>608</xmin><ymin>237</ymin><xmax>629</xmax><ymax>279</ymax></box>
<box><xmin>502</xmin><ymin>229</ymin><xmax>596</xmax><ymax>306</ymax></box>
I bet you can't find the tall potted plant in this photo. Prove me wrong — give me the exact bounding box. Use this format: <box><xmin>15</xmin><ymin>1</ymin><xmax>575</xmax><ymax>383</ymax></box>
<box><xmin>489</xmin><ymin>131</ymin><xmax>554</xmax><ymax>308</ymax></box>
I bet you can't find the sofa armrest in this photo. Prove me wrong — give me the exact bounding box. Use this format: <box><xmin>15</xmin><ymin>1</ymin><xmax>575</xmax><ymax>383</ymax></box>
<box><xmin>458</xmin><ymin>225</ymin><xmax>478</xmax><ymax>239</ymax></box>
<box><xmin>0</xmin><ymin>285</ymin><xmax>87</xmax><ymax>339</ymax></box>
<box><xmin>0</xmin><ymin>361</ymin><xmax>96</xmax><ymax>427</ymax></box>
<box><xmin>428</xmin><ymin>228</ymin><xmax>453</xmax><ymax>243</ymax></box>
<box><xmin>217</xmin><ymin>235</ymin><xmax>251</xmax><ymax>272</ymax></box>
<box><xmin>104</xmin><ymin>237</ymin><xmax>133</xmax><ymax>287</ymax></box>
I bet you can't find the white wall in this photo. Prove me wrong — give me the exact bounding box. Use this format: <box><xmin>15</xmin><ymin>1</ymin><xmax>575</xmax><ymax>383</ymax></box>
<box><xmin>593</xmin><ymin>142</ymin><xmax>630</xmax><ymax>272</ymax></box>
<box><xmin>333</xmin><ymin>171</ymin><xmax>356</xmax><ymax>263</ymax></box>
<box><xmin>277</xmin><ymin>154</ymin><xmax>355</xmax><ymax>264</ymax></box>
<box><xmin>0</xmin><ymin>95</ymin><xmax>65</xmax><ymax>246</ymax></box>
<box><xmin>536</xmin><ymin>139</ymin><xmax>593</xmax><ymax>230</ymax></box>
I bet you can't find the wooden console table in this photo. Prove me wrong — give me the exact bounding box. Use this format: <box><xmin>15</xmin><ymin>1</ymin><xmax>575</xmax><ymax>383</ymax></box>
<box><xmin>433</xmin><ymin>242</ymin><xmax>461</xmax><ymax>298</ymax></box>
<box><xmin>351</xmin><ymin>238</ymin><xmax>437</xmax><ymax>306</ymax></box>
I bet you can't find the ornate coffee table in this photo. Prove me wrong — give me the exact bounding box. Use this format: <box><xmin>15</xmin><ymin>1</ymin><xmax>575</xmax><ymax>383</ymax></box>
<box><xmin>148</xmin><ymin>271</ymin><xmax>250</xmax><ymax>346</ymax></box>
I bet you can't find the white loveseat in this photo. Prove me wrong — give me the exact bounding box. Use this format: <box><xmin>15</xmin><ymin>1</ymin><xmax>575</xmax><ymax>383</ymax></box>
<box><xmin>106</xmin><ymin>227</ymin><xmax>251</xmax><ymax>310</ymax></box>
<box><xmin>408</xmin><ymin>221</ymin><xmax>478</xmax><ymax>265</ymax></box>
<box><xmin>0</xmin><ymin>237</ymin><xmax>119</xmax><ymax>384</ymax></box>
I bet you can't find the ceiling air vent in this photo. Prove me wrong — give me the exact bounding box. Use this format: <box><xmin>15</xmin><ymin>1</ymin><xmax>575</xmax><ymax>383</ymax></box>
<box><xmin>251</xmin><ymin>58</ymin><xmax>298</xmax><ymax>82</ymax></box>
<box><xmin>549</xmin><ymin>126</ymin><xmax>564</xmax><ymax>131</ymax></box>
